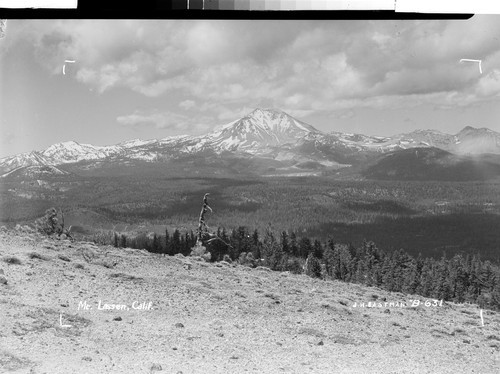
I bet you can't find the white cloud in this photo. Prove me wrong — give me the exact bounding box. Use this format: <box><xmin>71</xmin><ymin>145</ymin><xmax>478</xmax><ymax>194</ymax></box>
<box><xmin>476</xmin><ymin>69</ymin><xmax>500</xmax><ymax>97</ymax></box>
<box><xmin>9</xmin><ymin>17</ymin><xmax>500</xmax><ymax>122</ymax></box>
<box><xmin>116</xmin><ymin>110</ymin><xmax>211</xmax><ymax>133</ymax></box>
<box><xmin>179</xmin><ymin>100</ymin><xmax>196</xmax><ymax>110</ymax></box>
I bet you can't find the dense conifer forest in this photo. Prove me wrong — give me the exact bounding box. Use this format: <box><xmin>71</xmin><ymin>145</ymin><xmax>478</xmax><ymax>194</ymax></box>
<box><xmin>93</xmin><ymin>225</ymin><xmax>500</xmax><ymax>311</ymax></box>
<box><xmin>3</xmin><ymin>177</ymin><xmax>500</xmax><ymax>261</ymax></box>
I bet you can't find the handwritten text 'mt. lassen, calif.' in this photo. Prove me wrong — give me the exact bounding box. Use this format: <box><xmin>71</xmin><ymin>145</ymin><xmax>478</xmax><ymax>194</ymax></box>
<box><xmin>78</xmin><ymin>300</ymin><xmax>153</xmax><ymax>311</ymax></box>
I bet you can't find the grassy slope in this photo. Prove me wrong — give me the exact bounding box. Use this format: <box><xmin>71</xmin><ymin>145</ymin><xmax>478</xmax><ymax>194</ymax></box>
<box><xmin>1</xmin><ymin>228</ymin><xmax>499</xmax><ymax>373</ymax></box>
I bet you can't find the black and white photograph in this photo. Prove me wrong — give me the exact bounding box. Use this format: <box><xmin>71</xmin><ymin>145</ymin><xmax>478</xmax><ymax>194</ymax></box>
<box><xmin>1</xmin><ymin>15</ymin><xmax>500</xmax><ymax>373</ymax></box>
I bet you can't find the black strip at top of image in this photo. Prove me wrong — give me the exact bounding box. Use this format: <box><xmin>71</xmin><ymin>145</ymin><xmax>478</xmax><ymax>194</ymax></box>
<box><xmin>0</xmin><ymin>0</ymin><xmax>473</xmax><ymax>20</ymax></box>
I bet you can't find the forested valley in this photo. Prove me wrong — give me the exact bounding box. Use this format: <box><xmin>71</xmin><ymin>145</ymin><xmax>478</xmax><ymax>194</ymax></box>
<box><xmin>4</xmin><ymin>174</ymin><xmax>500</xmax><ymax>311</ymax></box>
<box><xmin>88</xmin><ymin>224</ymin><xmax>500</xmax><ymax>312</ymax></box>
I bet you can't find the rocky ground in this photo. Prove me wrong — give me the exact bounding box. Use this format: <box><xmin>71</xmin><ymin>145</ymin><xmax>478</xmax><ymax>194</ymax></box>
<box><xmin>1</xmin><ymin>226</ymin><xmax>499</xmax><ymax>374</ymax></box>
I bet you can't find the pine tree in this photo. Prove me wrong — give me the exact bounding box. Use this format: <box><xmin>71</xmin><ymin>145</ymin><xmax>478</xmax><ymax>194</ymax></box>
<box><xmin>434</xmin><ymin>256</ymin><xmax>452</xmax><ymax>300</ymax></box>
<box><xmin>164</xmin><ymin>229</ymin><xmax>170</xmax><ymax>256</ymax></box>
<box><xmin>221</xmin><ymin>228</ymin><xmax>230</xmax><ymax>259</ymax></box>
<box><xmin>393</xmin><ymin>249</ymin><xmax>412</xmax><ymax>292</ymax></box>
<box><xmin>305</xmin><ymin>253</ymin><xmax>322</xmax><ymax>278</ymax></box>
<box><xmin>466</xmin><ymin>255</ymin><xmax>483</xmax><ymax>301</ymax></box>
<box><xmin>313</xmin><ymin>240</ymin><xmax>323</xmax><ymax>259</ymax></box>
<box><xmin>208</xmin><ymin>228</ymin><xmax>222</xmax><ymax>261</ymax></box>
<box><xmin>281</xmin><ymin>231</ymin><xmax>290</xmax><ymax>255</ymax></box>
<box><xmin>381</xmin><ymin>256</ymin><xmax>396</xmax><ymax>291</ymax></box>
<box><xmin>337</xmin><ymin>244</ymin><xmax>352</xmax><ymax>281</ymax></box>
<box><xmin>290</xmin><ymin>231</ymin><xmax>298</xmax><ymax>257</ymax></box>
<box><xmin>363</xmin><ymin>241</ymin><xmax>379</xmax><ymax>286</ymax></box>
<box><xmin>416</xmin><ymin>258</ymin><xmax>434</xmax><ymax>297</ymax></box>
<box><xmin>270</xmin><ymin>243</ymin><xmax>285</xmax><ymax>271</ymax></box>
<box><xmin>183</xmin><ymin>232</ymin><xmax>191</xmax><ymax>256</ymax></box>
<box><xmin>447</xmin><ymin>254</ymin><xmax>469</xmax><ymax>302</ymax></box>
<box><xmin>152</xmin><ymin>233</ymin><xmax>160</xmax><ymax>254</ymax></box>
<box><xmin>491</xmin><ymin>272</ymin><xmax>500</xmax><ymax>309</ymax></box>
<box><xmin>402</xmin><ymin>258</ymin><xmax>420</xmax><ymax>295</ymax></box>
<box><xmin>323</xmin><ymin>239</ymin><xmax>336</xmax><ymax>278</ymax></box>
<box><xmin>189</xmin><ymin>230</ymin><xmax>196</xmax><ymax>246</ymax></box>
<box><xmin>481</xmin><ymin>261</ymin><xmax>495</xmax><ymax>291</ymax></box>
<box><xmin>262</xmin><ymin>226</ymin><xmax>282</xmax><ymax>270</ymax></box>
<box><xmin>298</xmin><ymin>237</ymin><xmax>312</xmax><ymax>259</ymax></box>
<box><xmin>251</xmin><ymin>229</ymin><xmax>261</xmax><ymax>260</ymax></box>
<box><xmin>171</xmin><ymin>229</ymin><xmax>181</xmax><ymax>255</ymax></box>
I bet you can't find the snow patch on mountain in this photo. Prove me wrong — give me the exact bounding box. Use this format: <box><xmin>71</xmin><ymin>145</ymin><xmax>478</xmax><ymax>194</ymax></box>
<box><xmin>1</xmin><ymin>110</ymin><xmax>500</xmax><ymax>178</ymax></box>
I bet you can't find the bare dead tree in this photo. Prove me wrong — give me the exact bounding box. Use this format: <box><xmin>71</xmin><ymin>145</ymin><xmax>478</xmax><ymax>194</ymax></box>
<box><xmin>196</xmin><ymin>193</ymin><xmax>213</xmax><ymax>243</ymax></box>
<box><xmin>191</xmin><ymin>193</ymin><xmax>232</xmax><ymax>260</ymax></box>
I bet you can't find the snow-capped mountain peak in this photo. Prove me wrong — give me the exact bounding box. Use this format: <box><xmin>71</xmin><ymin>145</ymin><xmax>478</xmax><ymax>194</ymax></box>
<box><xmin>41</xmin><ymin>141</ymin><xmax>119</xmax><ymax>163</ymax></box>
<box><xmin>203</xmin><ymin>108</ymin><xmax>320</xmax><ymax>152</ymax></box>
<box><xmin>453</xmin><ymin>126</ymin><xmax>500</xmax><ymax>154</ymax></box>
<box><xmin>458</xmin><ymin>126</ymin><xmax>497</xmax><ymax>137</ymax></box>
<box><xmin>1</xmin><ymin>109</ymin><xmax>500</xmax><ymax>178</ymax></box>
<box><xmin>119</xmin><ymin>138</ymin><xmax>159</xmax><ymax>148</ymax></box>
<box><xmin>244</xmin><ymin>108</ymin><xmax>318</xmax><ymax>134</ymax></box>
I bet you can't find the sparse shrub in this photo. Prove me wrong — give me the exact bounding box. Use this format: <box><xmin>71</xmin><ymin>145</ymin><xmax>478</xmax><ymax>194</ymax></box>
<box><xmin>35</xmin><ymin>208</ymin><xmax>59</xmax><ymax>235</ymax></box>
<box><xmin>298</xmin><ymin>327</ymin><xmax>326</xmax><ymax>338</ymax></box>
<box><xmin>243</xmin><ymin>252</ymin><xmax>256</xmax><ymax>267</ymax></box>
<box><xmin>202</xmin><ymin>252</ymin><xmax>211</xmax><ymax>262</ymax></box>
<box><xmin>191</xmin><ymin>242</ymin><xmax>207</xmax><ymax>257</ymax></box>
<box><xmin>150</xmin><ymin>363</ymin><xmax>162</xmax><ymax>372</ymax></box>
<box><xmin>3</xmin><ymin>256</ymin><xmax>22</xmax><ymax>265</ymax></box>
<box><xmin>460</xmin><ymin>309</ymin><xmax>475</xmax><ymax>315</ymax></box>
<box><xmin>223</xmin><ymin>254</ymin><xmax>232</xmax><ymax>263</ymax></box>
<box><xmin>305</xmin><ymin>253</ymin><xmax>322</xmax><ymax>278</ymax></box>
<box><xmin>94</xmin><ymin>259</ymin><xmax>117</xmax><ymax>269</ymax></box>
<box><xmin>58</xmin><ymin>254</ymin><xmax>71</xmax><ymax>262</ymax></box>
<box><xmin>109</xmin><ymin>273</ymin><xmax>143</xmax><ymax>281</ymax></box>
<box><xmin>80</xmin><ymin>249</ymin><xmax>95</xmax><ymax>263</ymax></box>
<box><xmin>264</xmin><ymin>293</ymin><xmax>279</xmax><ymax>300</ymax></box>
<box><xmin>15</xmin><ymin>224</ymin><xmax>35</xmax><ymax>233</ymax></box>
<box><xmin>286</xmin><ymin>257</ymin><xmax>304</xmax><ymax>274</ymax></box>
<box><xmin>255</xmin><ymin>266</ymin><xmax>271</xmax><ymax>272</ymax></box>
<box><xmin>238</xmin><ymin>252</ymin><xmax>256</xmax><ymax>267</ymax></box>
<box><xmin>190</xmin><ymin>241</ymin><xmax>212</xmax><ymax>262</ymax></box>
<box><xmin>92</xmin><ymin>230</ymin><xmax>114</xmax><ymax>246</ymax></box>
<box><xmin>477</xmin><ymin>293</ymin><xmax>493</xmax><ymax>309</ymax></box>
<box><xmin>34</xmin><ymin>207</ymin><xmax>73</xmax><ymax>239</ymax></box>
<box><xmin>234</xmin><ymin>291</ymin><xmax>246</xmax><ymax>298</ymax></box>
<box><xmin>28</xmin><ymin>252</ymin><xmax>49</xmax><ymax>261</ymax></box>
<box><xmin>238</xmin><ymin>252</ymin><xmax>247</xmax><ymax>264</ymax></box>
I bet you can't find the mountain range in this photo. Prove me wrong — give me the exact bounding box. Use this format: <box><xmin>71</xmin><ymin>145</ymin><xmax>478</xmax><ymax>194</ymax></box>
<box><xmin>2</xmin><ymin>108</ymin><xmax>500</xmax><ymax>180</ymax></box>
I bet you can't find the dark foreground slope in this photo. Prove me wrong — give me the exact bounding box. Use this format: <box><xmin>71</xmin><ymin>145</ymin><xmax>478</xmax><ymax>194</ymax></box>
<box><xmin>1</xmin><ymin>227</ymin><xmax>499</xmax><ymax>374</ymax></box>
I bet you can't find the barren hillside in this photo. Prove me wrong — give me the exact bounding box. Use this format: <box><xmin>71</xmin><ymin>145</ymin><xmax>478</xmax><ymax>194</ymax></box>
<box><xmin>1</xmin><ymin>227</ymin><xmax>499</xmax><ymax>374</ymax></box>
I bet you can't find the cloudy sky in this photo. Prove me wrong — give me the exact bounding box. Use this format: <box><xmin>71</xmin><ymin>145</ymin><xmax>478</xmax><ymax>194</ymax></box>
<box><xmin>1</xmin><ymin>17</ymin><xmax>500</xmax><ymax>157</ymax></box>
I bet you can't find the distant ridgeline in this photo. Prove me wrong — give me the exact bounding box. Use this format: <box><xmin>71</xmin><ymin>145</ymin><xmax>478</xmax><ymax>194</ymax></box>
<box><xmin>89</xmin><ymin>225</ymin><xmax>500</xmax><ymax>311</ymax></box>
